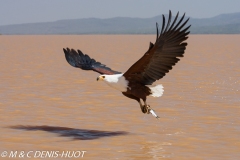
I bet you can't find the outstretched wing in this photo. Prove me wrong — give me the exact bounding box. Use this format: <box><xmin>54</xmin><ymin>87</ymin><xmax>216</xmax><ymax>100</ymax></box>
<box><xmin>63</xmin><ymin>48</ymin><xmax>121</xmax><ymax>75</ymax></box>
<box><xmin>123</xmin><ymin>10</ymin><xmax>191</xmax><ymax>85</ymax></box>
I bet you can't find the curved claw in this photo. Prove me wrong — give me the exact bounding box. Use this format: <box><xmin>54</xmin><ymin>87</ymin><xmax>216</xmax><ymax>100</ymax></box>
<box><xmin>140</xmin><ymin>104</ymin><xmax>148</xmax><ymax>114</ymax></box>
<box><xmin>141</xmin><ymin>105</ymin><xmax>147</xmax><ymax>113</ymax></box>
<box><xmin>146</xmin><ymin>105</ymin><xmax>151</xmax><ymax>114</ymax></box>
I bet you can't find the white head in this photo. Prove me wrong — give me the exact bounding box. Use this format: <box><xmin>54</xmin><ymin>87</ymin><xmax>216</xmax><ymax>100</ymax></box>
<box><xmin>96</xmin><ymin>74</ymin><xmax>128</xmax><ymax>92</ymax></box>
<box><xmin>96</xmin><ymin>74</ymin><xmax>123</xmax><ymax>83</ymax></box>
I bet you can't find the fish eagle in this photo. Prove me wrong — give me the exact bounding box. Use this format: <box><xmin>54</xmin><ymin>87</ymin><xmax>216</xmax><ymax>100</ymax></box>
<box><xmin>63</xmin><ymin>11</ymin><xmax>191</xmax><ymax>119</ymax></box>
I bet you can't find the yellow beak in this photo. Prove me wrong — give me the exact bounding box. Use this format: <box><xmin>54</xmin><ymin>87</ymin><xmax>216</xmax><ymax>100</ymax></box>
<box><xmin>97</xmin><ymin>76</ymin><xmax>104</xmax><ymax>81</ymax></box>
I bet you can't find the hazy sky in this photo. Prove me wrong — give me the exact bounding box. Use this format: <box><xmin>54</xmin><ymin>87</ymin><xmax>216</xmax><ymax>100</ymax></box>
<box><xmin>1</xmin><ymin>0</ymin><xmax>240</xmax><ymax>26</ymax></box>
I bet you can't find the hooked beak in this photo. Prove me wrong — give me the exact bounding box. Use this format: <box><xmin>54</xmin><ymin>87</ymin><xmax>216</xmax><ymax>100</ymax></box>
<box><xmin>97</xmin><ymin>76</ymin><xmax>104</xmax><ymax>81</ymax></box>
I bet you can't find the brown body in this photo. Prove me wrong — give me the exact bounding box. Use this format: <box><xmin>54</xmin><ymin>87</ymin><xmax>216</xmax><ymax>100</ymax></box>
<box><xmin>122</xmin><ymin>82</ymin><xmax>151</xmax><ymax>102</ymax></box>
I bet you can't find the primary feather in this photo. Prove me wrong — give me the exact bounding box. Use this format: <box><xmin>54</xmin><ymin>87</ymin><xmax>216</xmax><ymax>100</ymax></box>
<box><xmin>123</xmin><ymin>11</ymin><xmax>191</xmax><ymax>85</ymax></box>
<box><xmin>63</xmin><ymin>48</ymin><xmax>121</xmax><ymax>75</ymax></box>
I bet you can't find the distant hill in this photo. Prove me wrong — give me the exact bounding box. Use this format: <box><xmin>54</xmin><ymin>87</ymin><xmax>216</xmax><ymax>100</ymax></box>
<box><xmin>0</xmin><ymin>12</ymin><xmax>240</xmax><ymax>34</ymax></box>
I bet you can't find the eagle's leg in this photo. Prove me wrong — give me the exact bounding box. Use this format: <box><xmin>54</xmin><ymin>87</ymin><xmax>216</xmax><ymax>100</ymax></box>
<box><xmin>138</xmin><ymin>99</ymin><xmax>152</xmax><ymax>114</ymax></box>
<box><xmin>121</xmin><ymin>92</ymin><xmax>148</xmax><ymax>114</ymax></box>
<box><xmin>138</xmin><ymin>101</ymin><xmax>148</xmax><ymax>114</ymax></box>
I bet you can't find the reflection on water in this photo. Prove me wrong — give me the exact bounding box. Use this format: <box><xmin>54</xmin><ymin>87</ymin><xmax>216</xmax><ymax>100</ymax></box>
<box><xmin>10</xmin><ymin>125</ymin><xmax>128</xmax><ymax>140</ymax></box>
<box><xmin>0</xmin><ymin>35</ymin><xmax>240</xmax><ymax>159</ymax></box>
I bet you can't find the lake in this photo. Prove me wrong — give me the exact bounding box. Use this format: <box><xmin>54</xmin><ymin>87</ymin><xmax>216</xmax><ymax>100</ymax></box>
<box><xmin>0</xmin><ymin>35</ymin><xmax>239</xmax><ymax>159</ymax></box>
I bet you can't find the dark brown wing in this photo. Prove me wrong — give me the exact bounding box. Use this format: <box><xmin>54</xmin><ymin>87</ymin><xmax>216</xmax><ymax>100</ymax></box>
<box><xmin>123</xmin><ymin>11</ymin><xmax>191</xmax><ymax>85</ymax></box>
<box><xmin>63</xmin><ymin>48</ymin><xmax>121</xmax><ymax>75</ymax></box>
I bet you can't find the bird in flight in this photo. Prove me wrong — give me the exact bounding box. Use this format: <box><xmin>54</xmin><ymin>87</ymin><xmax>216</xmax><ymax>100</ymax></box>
<box><xmin>63</xmin><ymin>11</ymin><xmax>191</xmax><ymax>119</ymax></box>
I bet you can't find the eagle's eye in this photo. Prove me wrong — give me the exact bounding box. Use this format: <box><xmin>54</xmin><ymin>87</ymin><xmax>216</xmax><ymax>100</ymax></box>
<box><xmin>102</xmin><ymin>76</ymin><xmax>105</xmax><ymax>78</ymax></box>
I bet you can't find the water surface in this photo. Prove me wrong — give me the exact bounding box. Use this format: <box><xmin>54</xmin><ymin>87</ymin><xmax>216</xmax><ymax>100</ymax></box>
<box><xmin>0</xmin><ymin>35</ymin><xmax>239</xmax><ymax>159</ymax></box>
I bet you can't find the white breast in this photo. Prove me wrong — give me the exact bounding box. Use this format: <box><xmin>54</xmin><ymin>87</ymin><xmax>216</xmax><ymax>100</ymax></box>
<box><xmin>103</xmin><ymin>74</ymin><xmax>129</xmax><ymax>92</ymax></box>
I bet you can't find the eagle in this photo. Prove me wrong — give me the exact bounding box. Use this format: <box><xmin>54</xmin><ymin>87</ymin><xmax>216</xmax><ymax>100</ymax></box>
<box><xmin>63</xmin><ymin>11</ymin><xmax>191</xmax><ymax>119</ymax></box>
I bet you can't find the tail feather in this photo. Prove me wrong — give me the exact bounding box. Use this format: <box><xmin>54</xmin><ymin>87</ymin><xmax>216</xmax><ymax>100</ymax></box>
<box><xmin>148</xmin><ymin>84</ymin><xmax>164</xmax><ymax>97</ymax></box>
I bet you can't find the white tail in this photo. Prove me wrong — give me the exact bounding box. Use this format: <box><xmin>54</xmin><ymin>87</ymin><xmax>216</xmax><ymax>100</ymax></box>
<box><xmin>148</xmin><ymin>84</ymin><xmax>164</xmax><ymax>97</ymax></box>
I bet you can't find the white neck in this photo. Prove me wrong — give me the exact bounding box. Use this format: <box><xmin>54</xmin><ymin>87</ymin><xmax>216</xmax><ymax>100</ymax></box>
<box><xmin>102</xmin><ymin>74</ymin><xmax>129</xmax><ymax>92</ymax></box>
<box><xmin>104</xmin><ymin>74</ymin><xmax>123</xmax><ymax>83</ymax></box>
